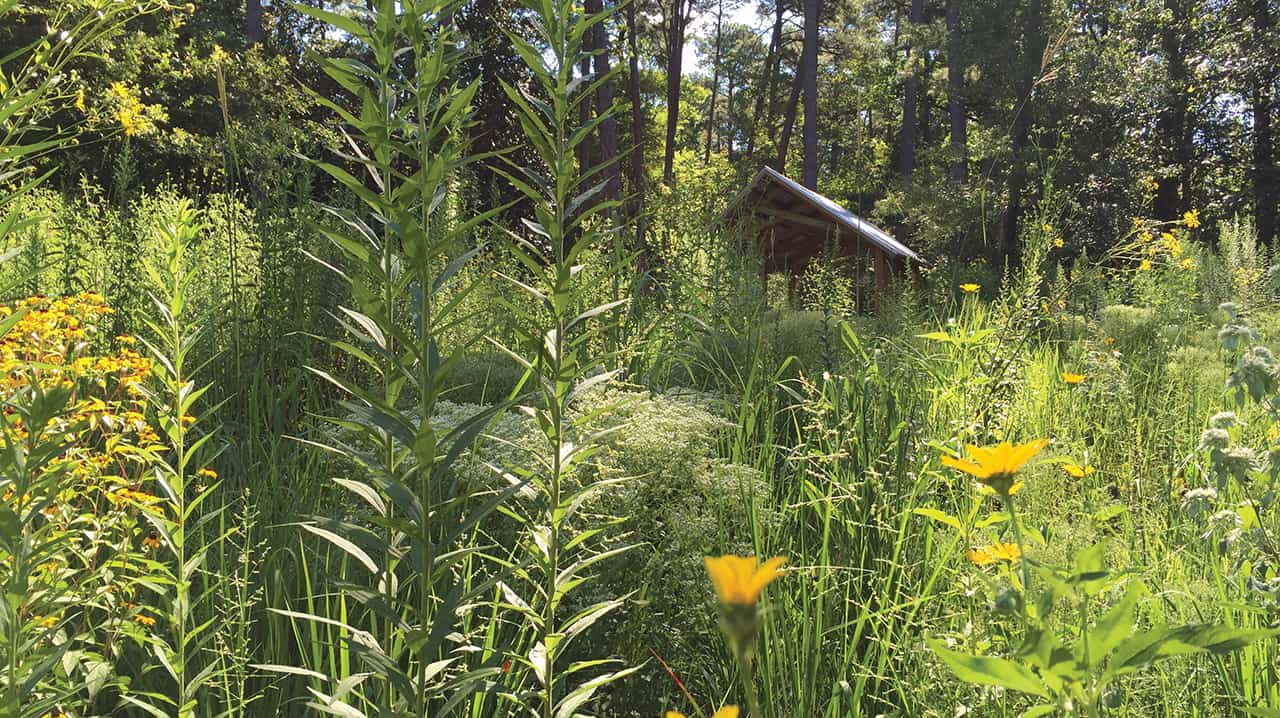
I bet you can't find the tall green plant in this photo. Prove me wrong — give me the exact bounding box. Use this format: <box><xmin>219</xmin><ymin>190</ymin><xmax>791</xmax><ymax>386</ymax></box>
<box><xmin>129</xmin><ymin>199</ymin><xmax>229</xmax><ymax>718</ymax></box>
<box><xmin>273</xmin><ymin>1</ymin><xmax>514</xmax><ymax>714</ymax></box>
<box><xmin>490</xmin><ymin>2</ymin><xmax>638</xmax><ymax>716</ymax></box>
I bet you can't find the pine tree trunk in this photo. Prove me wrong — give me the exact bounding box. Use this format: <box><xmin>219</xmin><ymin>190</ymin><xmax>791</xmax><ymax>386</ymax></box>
<box><xmin>663</xmin><ymin>0</ymin><xmax>691</xmax><ymax>184</ymax></box>
<box><xmin>625</xmin><ymin>0</ymin><xmax>647</xmax><ymax>249</ymax></box>
<box><xmin>776</xmin><ymin>55</ymin><xmax>803</xmax><ymax>171</ymax></box>
<box><xmin>1254</xmin><ymin>0</ymin><xmax>1277</xmax><ymax>247</ymax></box>
<box><xmin>898</xmin><ymin>0</ymin><xmax>923</xmax><ymax>181</ymax></box>
<box><xmin>801</xmin><ymin>0</ymin><xmax>819</xmax><ymax>188</ymax></box>
<box><xmin>591</xmin><ymin>0</ymin><xmax>620</xmax><ymax>205</ymax></box>
<box><xmin>1000</xmin><ymin>0</ymin><xmax>1042</xmax><ymax>263</ymax></box>
<box><xmin>726</xmin><ymin>75</ymin><xmax>737</xmax><ymax>159</ymax></box>
<box><xmin>747</xmin><ymin>1</ymin><xmax>785</xmax><ymax>161</ymax></box>
<box><xmin>1154</xmin><ymin>0</ymin><xmax>1190</xmax><ymax>221</ymax></box>
<box><xmin>947</xmin><ymin>0</ymin><xmax>966</xmax><ymax>183</ymax></box>
<box><xmin>705</xmin><ymin>0</ymin><xmax>725</xmax><ymax>164</ymax></box>
<box><xmin>1257</xmin><ymin>86</ymin><xmax>1275</xmax><ymax>246</ymax></box>
<box><xmin>246</xmin><ymin>0</ymin><xmax>262</xmax><ymax>44</ymax></box>
<box><xmin>578</xmin><ymin>54</ymin><xmax>593</xmax><ymax>178</ymax></box>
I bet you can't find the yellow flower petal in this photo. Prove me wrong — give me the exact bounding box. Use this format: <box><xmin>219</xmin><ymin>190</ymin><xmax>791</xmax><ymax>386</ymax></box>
<box><xmin>1062</xmin><ymin>463</ymin><xmax>1095</xmax><ymax>478</ymax></box>
<box><xmin>704</xmin><ymin>556</ymin><xmax>787</xmax><ymax>605</ymax></box>
<box><xmin>967</xmin><ymin>547</ymin><xmax>995</xmax><ymax>565</ymax></box>
<box><xmin>969</xmin><ymin>543</ymin><xmax>1022</xmax><ymax>566</ymax></box>
<box><xmin>940</xmin><ymin>454</ymin><xmax>994</xmax><ymax>480</ymax></box>
<box><xmin>714</xmin><ymin>708</ymin><xmax>740</xmax><ymax>718</ymax></box>
<box><xmin>940</xmin><ymin>440</ymin><xmax>1049</xmax><ymax>494</ymax></box>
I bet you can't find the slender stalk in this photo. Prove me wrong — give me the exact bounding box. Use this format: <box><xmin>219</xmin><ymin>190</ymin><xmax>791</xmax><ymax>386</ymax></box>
<box><xmin>737</xmin><ymin>643</ymin><xmax>763</xmax><ymax>718</ymax></box>
<box><xmin>1006</xmin><ymin>494</ymin><xmax>1030</xmax><ymax>596</ymax></box>
<box><xmin>413</xmin><ymin>11</ymin><xmax>437</xmax><ymax>714</ymax></box>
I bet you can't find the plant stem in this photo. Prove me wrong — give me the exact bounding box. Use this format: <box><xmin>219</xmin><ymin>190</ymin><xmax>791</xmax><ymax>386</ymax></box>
<box><xmin>1007</xmin><ymin>494</ymin><xmax>1030</xmax><ymax>596</ymax></box>
<box><xmin>737</xmin><ymin>643</ymin><xmax>764</xmax><ymax>718</ymax></box>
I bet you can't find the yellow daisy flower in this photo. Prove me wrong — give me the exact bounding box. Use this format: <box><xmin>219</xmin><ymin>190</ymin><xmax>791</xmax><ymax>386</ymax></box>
<box><xmin>1062</xmin><ymin>463</ymin><xmax>1095</xmax><ymax>478</ymax></box>
<box><xmin>967</xmin><ymin>543</ymin><xmax>1022</xmax><ymax>566</ymax></box>
<box><xmin>940</xmin><ymin>440</ymin><xmax>1050</xmax><ymax>496</ymax></box>
<box><xmin>704</xmin><ymin>556</ymin><xmax>787</xmax><ymax>605</ymax></box>
<box><xmin>667</xmin><ymin>708</ymin><xmax>739</xmax><ymax>718</ymax></box>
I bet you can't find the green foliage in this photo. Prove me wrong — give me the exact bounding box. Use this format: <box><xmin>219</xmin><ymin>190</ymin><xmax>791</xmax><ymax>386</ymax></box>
<box><xmin>1098</xmin><ymin>304</ymin><xmax>1160</xmax><ymax>354</ymax></box>
<box><xmin>931</xmin><ymin>541</ymin><xmax>1279</xmax><ymax>716</ymax></box>
<box><xmin>128</xmin><ymin>198</ymin><xmax>228</xmax><ymax>718</ymax></box>
<box><xmin>267</xmin><ymin>1</ymin><xmax>516</xmax><ymax>714</ymax></box>
<box><xmin>486</xmin><ymin>2</ymin><xmax>645</xmax><ymax>715</ymax></box>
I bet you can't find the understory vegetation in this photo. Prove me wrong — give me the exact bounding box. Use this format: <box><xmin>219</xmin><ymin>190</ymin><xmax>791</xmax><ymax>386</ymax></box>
<box><xmin>3</xmin><ymin>0</ymin><xmax>1280</xmax><ymax>717</ymax></box>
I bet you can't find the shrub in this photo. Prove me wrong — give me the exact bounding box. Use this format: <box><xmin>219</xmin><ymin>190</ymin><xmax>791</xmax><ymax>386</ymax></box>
<box><xmin>442</xmin><ymin>352</ymin><xmax>529</xmax><ymax>404</ymax></box>
<box><xmin>762</xmin><ymin>308</ymin><xmax>847</xmax><ymax>378</ymax></box>
<box><xmin>0</xmin><ymin>293</ymin><xmax>173</xmax><ymax>713</ymax></box>
<box><xmin>1098</xmin><ymin>303</ymin><xmax>1160</xmax><ymax>353</ymax></box>
<box><xmin>436</xmin><ymin>387</ymin><xmax>772</xmax><ymax>714</ymax></box>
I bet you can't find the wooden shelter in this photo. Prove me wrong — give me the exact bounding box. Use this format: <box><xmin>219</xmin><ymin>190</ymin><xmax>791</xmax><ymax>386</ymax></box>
<box><xmin>723</xmin><ymin>167</ymin><xmax>925</xmax><ymax>290</ymax></box>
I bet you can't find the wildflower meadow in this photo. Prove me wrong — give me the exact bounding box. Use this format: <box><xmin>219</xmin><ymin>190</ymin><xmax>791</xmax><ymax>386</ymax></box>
<box><xmin>2</xmin><ymin>0</ymin><xmax>1280</xmax><ymax>716</ymax></box>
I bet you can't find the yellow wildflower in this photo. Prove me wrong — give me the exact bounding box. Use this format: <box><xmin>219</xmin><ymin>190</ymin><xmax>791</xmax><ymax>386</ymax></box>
<box><xmin>1053</xmin><ymin>237</ymin><xmax>1064</xmax><ymax>248</ymax></box>
<box><xmin>1139</xmin><ymin>259</ymin><xmax>1152</xmax><ymax>271</ymax></box>
<box><xmin>133</xmin><ymin>614</ymin><xmax>156</xmax><ymax>628</ymax></box>
<box><xmin>1062</xmin><ymin>463</ymin><xmax>1095</xmax><ymax>478</ymax></box>
<box><xmin>668</xmin><ymin>709</ymin><xmax>738</xmax><ymax>718</ymax></box>
<box><xmin>75</xmin><ymin>88</ymin><xmax>86</xmax><ymax>113</ymax></box>
<box><xmin>210</xmin><ymin>44</ymin><xmax>229</xmax><ymax>64</ymax></box>
<box><xmin>704</xmin><ymin>556</ymin><xmax>787</xmax><ymax>605</ymax></box>
<box><xmin>118</xmin><ymin>108</ymin><xmax>138</xmax><ymax>136</ymax></box>
<box><xmin>960</xmin><ymin>283</ymin><xmax>980</xmax><ymax>293</ymax></box>
<box><xmin>1061</xmin><ymin>372</ymin><xmax>1087</xmax><ymax>385</ymax></box>
<box><xmin>992</xmin><ymin>544</ymin><xmax>1023</xmax><ymax>561</ymax></box>
<box><xmin>196</xmin><ymin>467</ymin><xmax>217</xmax><ymax>479</ymax></box>
<box><xmin>966</xmin><ymin>547</ymin><xmax>994</xmax><ymax>566</ymax></box>
<box><xmin>1183</xmin><ymin>209</ymin><xmax>1201</xmax><ymax>228</ymax></box>
<box><xmin>142</xmin><ymin>535</ymin><xmax>162</xmax><ymax>550</ymax></box>
<box><xmin>940</xmin><ymin>440</ymin><xmax>1050</xmax><ymax>496</ymax></box>
<box><xmin>980</xmin><ymin>480</ymin><xmax>1025</xmax><ymax>496</ymax></box>
<box><xmin>968</xmin><ymin>543</ymin><xmax>1023</xmax><ymax>566</ymax></box>
<box><xmin>33</xmin><ymin>615</ymin><xmax>58</xmax><ymax>628</ymax></box>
